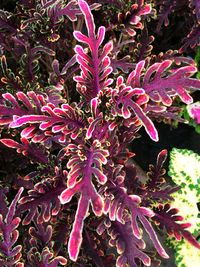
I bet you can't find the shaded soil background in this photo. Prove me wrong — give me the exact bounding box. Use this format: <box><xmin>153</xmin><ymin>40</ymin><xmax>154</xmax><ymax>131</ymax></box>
<box><xmin>133</xmin><ymin>122</ymin><xmax>200</xmax><ymax>171</ymax></box>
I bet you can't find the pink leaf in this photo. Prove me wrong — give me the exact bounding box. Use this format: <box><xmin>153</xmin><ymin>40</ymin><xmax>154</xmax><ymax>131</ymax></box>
<box><xmin>0</xmin><ymin>139</ymin><xmax>20</xmax><ymax>149</ymax></box>
<box><xmin>73</xmin><ymin>31</ymin><xmax>90</xmax><ymax>44</ymax></box>
<box><xmin>68</xmin><ymin>195</ymin><xmax>89</xmax><ymax>261</ymax></box>
<box><xmin>10</xmin><ymin>115</ymin><xmax>48</xmax><ymax>128</ymax></box>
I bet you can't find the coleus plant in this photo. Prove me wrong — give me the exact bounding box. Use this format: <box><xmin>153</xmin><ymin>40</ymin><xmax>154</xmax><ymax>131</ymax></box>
<box><xmin>0</xmin><ymin>0</ymin><xmax>200</xmax><ymax>266</ymax></box>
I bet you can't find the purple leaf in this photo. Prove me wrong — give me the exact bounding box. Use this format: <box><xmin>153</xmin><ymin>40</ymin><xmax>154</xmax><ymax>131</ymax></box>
<box><xmin>189</xmin><ymin>0</ymin><xmax>200</xmax><ymax>22</ymax></box>
<box><xmin>179</xmin><ymin>24</ymin><xmax>200</xmax><ymax>53</ymax></box>
<box><xmin>0</xmin><ymin>138</ymin><xmax>20</xmax><ymax>148</ymax></box>
<box><xmin>0</xmin><ymin>137</ymin><xmax>49</xmax><ymax>163</ymax></box>
<box><xmin>8</xmin><ymin>99</ymin><xmax>85</xmax><ymax>142</ymax></box>
<box><xmin>97</xmin><ymin>220</ymin><xmax>151</xmax><ymax>267</ymax></box>
<box><xmin>0</xmin><ymin>91</ymin><xmax>45</xmax><ymax>126</ymax></box>
<box><xmin>17</xmin><ymin>170</ymin><xmax>67</xmax><ymax>225</ymax></box>
<box><xmin>102</xmin><ymin>181</ymin><xmax>168</xmax><ymax>258</ymax></box>
<box><xmin>153</xmin><ymin>203</ymin><xmax>200</xmax><ymax>249</ymax></box>
<box><xmin>0</xmin><ymin>188</ymin><xmax>24</xmax><ymax>266</ymax></box>
<box><xmin>73</xmin><ymin>0</ymin><xmax>113</xmax><ymax>100</ymax></box>
<box><xmin>27</xmin><ymin>246</ymin><xmax>67</xmax><ymax>267</ymax></box>
<box><xmin>60</xmin><ymin>141</ymin><xmax>108</xmax><ymax>261</ymax></box>
<box><xmin>68</xmin><ymin>194</ymin><xmax>89</xmax><ymax>261</ymax></box>
<box><xmin>118</xmin><ymin>1</ymin><xmax>152</xmax><ymax>37</ymax></box>
<box><xmin>128</xmin><ymin>60</ymin><xmax>200</xmax><ymax>106</ymax></box>
<box><xmin>111</xmin><ymin>77</ymin><xmax>158</xmax><ymax>141</ymax></box>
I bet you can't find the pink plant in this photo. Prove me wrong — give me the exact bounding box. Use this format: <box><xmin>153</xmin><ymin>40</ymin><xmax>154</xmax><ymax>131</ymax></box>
<box><xmin>0</xmin><ymin>0</ymin><xmax>200</xmax><ymax>266</ymax></box>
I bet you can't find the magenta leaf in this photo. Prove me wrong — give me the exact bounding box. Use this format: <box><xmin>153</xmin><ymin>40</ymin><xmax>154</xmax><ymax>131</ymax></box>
<box><xmin>141</xmin><ymin>149</ymin><xmax>181</xmax><ymax>203</ymax></box>
<box><xmin>0</xmin><ymin>91</ymin><xmax>45</xmax><ymax>126</ymax></box>
<box><xmin>111</xmin><ymin>55</ymin><xmax>136</xmax><ymax>74</ymax></box>
<box><xmin>156</xmin><ymin>1</ymin><xmax>176</xmax><ymax>32</ymax></box>
<box><xmin>153</xmin><ymin>203</ymin><xmax>200</xmax><ymax>249</ymax></box>
<box><xmin>0</xmin><ymin>137</ymin><xmax>49</xmax><ymax>163</ymax></box>
<box><xmin>27</xmin><ymin>246</ymin><xmax>67</xmax><ymax>267</ymax></box>
<box><xmin>97</xmin><ymin>220</ymin><xmax>151</xmax><ymax>267</ymax></box>
<box><xmin>25</xmin><ymin>206</ymin><xmax>68</xmax><ymax>266</ymax></box>
<box><xmin>0</xmin><ymin>188</ymin><xmax>24</xmax><ymax>267</ymax></box>
<box><xmin>180</xmin><ymin>24</ymin><xmax>200</xmax><ymax>53</ymax></box>
<box><xmin>67</xmin><ymin>194</ymin><xmax>90</xmax><ymax>261</ymax></box>
<box><xmin>17</xmin><ymin>168</ymin><xmax>67</xmax><ymax>225</ymax></box>
<box><xmin>41</xmin><ymin>0</ymin><xmax>101</xmax><ymax>23</ymax></box>
<box><xmin>73</xmin><ymin>0</ymin><xmax>113</xmax><ymax>100</ymax></box>
<box><xmin>0</xmin><ymin>55</ymin><xmax>24</xmax><ymax>92</ymax></box>
<box><xmin>135</xmin><ymin>25</ymin><xmax>155</xmax><ymax>62</ymax></box>
<box><xmin>118</xmin><ymin>1</ymin><xmax>152</xmax><ymax>37</ymax></box>
<box><xmin>189</xmin><ymin>0</ymin><xmax>200</xmax><ymax>22</ymax></box>
<box><xmin>60</xmin><ymin>141</ymin><xmax>108</xmax><ymax>261</ymax></box>
<box><xmin>6</xmin><ymin>95</ymin><xmax>85</xmax><ymax>143</ymax></box>
<box><xmin>127</xmin><ymin>60</ymin><xmax>200</xmax><ymax>106</ymax></box>
<box><xmin>102</xmin><ymin>182</ymin><xmax>169</xmax><ymax>259</ymax></box>
<box><xmin>111</xmin><ymin>76</ymin><xmax>158</xmax><ymax>141</ymax></box>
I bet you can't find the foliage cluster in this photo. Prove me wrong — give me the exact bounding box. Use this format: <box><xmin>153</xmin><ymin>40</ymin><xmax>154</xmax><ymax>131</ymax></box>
<box><xmin>0</xmin><ymin>0</ymin><xmax>200</xmax><ymax>266</ymax></box>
